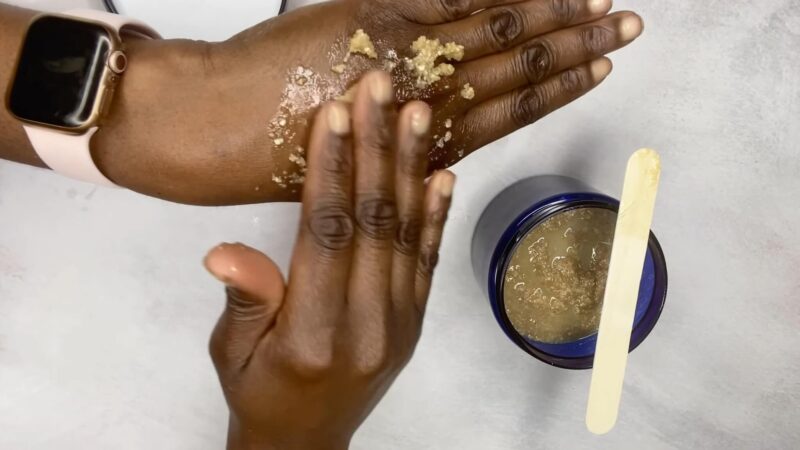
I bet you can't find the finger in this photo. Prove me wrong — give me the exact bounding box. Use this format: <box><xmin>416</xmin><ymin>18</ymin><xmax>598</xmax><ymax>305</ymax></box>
<box><xmin>206</xmin><ymin>243</ymin><xmax>286</xmax><ymax>376</ymax></box>
<box><xmin>347</xmin><ymin>71</ymin><xmax>398</xmax><ymax>368</ymax></box>
<box><xmin>460</xmin><ymin>57</ymin><xmax>612</xmax><ymax>153</ymax></box>
<box><xmin>415</xmin><ymin>171</ymin><xmax>456</xmax><ymax>313</ymax></box>
<box><xmin>434</xmin><ymin>0</ymin><xmax>613</xmax><ymax>60</ymax></box>
<box><xmin>281</xmin><ymin>102</ymin><xmax>354</xmax><ymax>345</ymax></box>
<box><xmin>392</xmin><ymin>102</ymin><xmax>431</xmax><ymax>313</ymax></box>
<box><xmin>400</xmin><ymin>0</ymin><xmax>527</xmax><ymax>24</ymax></box>
<box><xmin>448</xmin><ymin>12</ymin><xmax>641</xmax><ymax>103</ymax></box>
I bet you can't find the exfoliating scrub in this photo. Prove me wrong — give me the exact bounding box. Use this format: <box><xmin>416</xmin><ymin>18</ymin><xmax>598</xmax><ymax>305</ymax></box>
<box><xmin>471</xmin><ymin>175</ymin><xmax>668</xmax><ymax>369</ymax></box>
<box><xmin>268</xmin><ymin>29</ymin><xmax>471</xmax><ymax>191</ymax></box>
<box><xmin>503</xmin><ymin>207</ymin><xmax>615</xmax><ymax>343</ymax></box>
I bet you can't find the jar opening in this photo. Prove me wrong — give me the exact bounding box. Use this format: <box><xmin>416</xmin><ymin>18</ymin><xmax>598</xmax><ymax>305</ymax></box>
<box><xmin>488</xmin><ymin>194</ymin><xmax>667</xmax><ymax>369</ymax></box>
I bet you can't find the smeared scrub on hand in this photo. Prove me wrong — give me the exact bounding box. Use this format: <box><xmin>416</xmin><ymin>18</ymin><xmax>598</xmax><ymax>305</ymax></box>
<box><xmin>267</xmin><ymin>30</ymin><xmax>468</xmax><ymax>191</ymax></box>
<box><xmin>267</xmin><ymin>65</ymin><xmax>333</xmax><ymax>191</ymax></box>
<box><xmin>271</xmin><ymin>145</ymin><xmax>306</xmax><ymax>189</ymax></box>
<box><xmin>339</xmin><ymin>31</ymin><xmax>468</xmax><ymax>165</ymax></box>
<box><xmin>336</xmin><ymin>31</ymin><xmax>465</xmax><ymax>94</ymax></box>
<box><xmin>404</xmin><ymin>36</ymin><xmax>464</xmax><ymax>88</ymax></box>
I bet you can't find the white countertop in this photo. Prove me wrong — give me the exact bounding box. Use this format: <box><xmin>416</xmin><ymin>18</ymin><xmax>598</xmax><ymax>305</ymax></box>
<box><xmin>1</xmin><ymin>0</ymin><xmax>798</xmax><ymax>448</ymax></box>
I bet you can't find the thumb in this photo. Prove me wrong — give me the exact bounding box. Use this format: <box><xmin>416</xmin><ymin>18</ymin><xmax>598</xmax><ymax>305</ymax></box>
<box><xmin>204</xmin><ymin>242</ymin><xmax>286</xmax><ymax>375</ymax></box>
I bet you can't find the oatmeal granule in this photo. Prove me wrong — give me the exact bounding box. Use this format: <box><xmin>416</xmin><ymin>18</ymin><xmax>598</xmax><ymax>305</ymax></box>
<box><xmin>460</xmin><ymin>83</ymin><xmax>475</xmax><ymax>100</ymax></box>
<box><xmin>404</xmin><ymin>36</ymin><xmax>464</xmax><ymax>88</ymax></box>
<box><xmin>288</xmin><ymin>153</ymin><xmax>306</xmax><ymax>168</ymax></box>
<box><xmin>349</xmin><ymin>29</ymin><xmax>377</xmax><ymax>59</ymax></box>
<box><xmin>383</xmin><ymin>49</ymin><xmax>399</xmax><ymax>72</ymax></box>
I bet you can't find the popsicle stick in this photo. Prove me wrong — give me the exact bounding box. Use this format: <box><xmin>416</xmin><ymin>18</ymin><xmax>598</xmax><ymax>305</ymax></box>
<box><xmin>586</xmin><ymin>148</ymin><xmax>661</xmax><ymax>435</ymax></box>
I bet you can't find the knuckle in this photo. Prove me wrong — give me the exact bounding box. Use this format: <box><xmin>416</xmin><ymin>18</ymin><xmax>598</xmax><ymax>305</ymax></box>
<box><xmin>417</xmin><ymin>247</ymin><xmax>441</xmax><ymax>278</ymax></box>
<box><xmin>308</xmin><ymin>204</ymin><xmax>355</xmax><ymax>252</ymax></box>
<box><xmin>288</xmin><ymin>348</ymin><xmax>335</xmax><ymax>380</ymax></box>
<box><xmin>280</xmin><ymin>324</ymin><xmax>336</xmax><ymax>380</ymax></box>
<box><xmin>208</xmin><ymin>333</ymin><xmax>248</xmax><ymax>376</ymax></box>
<box><xmin>488</xmin><ymin>8</ymin><xmax>524</xmax><ymax>50</ymax></box>
<box><xmin>511</xmin><ymin>86</ymin><xmax>546</xmax><ymax>126</ymax></box>
<box><xmin>208</xmin><ymin>330</ymin><xmax>227</xmax><ymax>367</ymax></box>
<box><xmin>395</xmin><ymin>217</ymin><xmax>423</xmax><ymax>255</ymax></box>
<box><xmin>580</xmin><ymin>25</ymin><xmax>615</xmax><ymax>53</ymax></box>
<box><xmin>224</xmin><ymin>286</ymin><xmax>263</xmax><ymax>317</ymax></box>
<box><xmin>321</xmin><ymin>142</ymin><xmax>352</xmax><ymax>178</ymax></box>
<box><xmin>427</xmin><ymin>207</ymin><xmax>448</xmax><ymax>228</ymax></box>
<box><xmin>399</xmin><ymin>334</ymin><xmax>421</xmax><ymax>365</ymax></box>
<box><xmin>519</xmin><ymin>41</ymin><xmax>554</xmax><ymax>84</ymax></box>
<box><xmin>399</xmin><ymin>151</ymin><xmax>427</xmax><ymax>178</ymax></box>
<box><xmin>353</xmin><ymin>340</ymin><xmax>390</xmax><ymax>377</ymax></box>
<box><xmin>436</xmin><ymin>0</ymin><xmax>472</xmax><ymax>20</ymax></box>
<box><xmin>550</xmin><ymin>0</ymin><xmax>579</xmax><ymax>25</ymax></box>
<box><xmin>398</xmin><ymin>143</ymin><xmax>428</xmax><ymax>177</ymax></box>
<box><xmin>361</xmin><ymin>125</ymin><xmax>393</xmax><ymax>156</ymax></box>
<box><xmin>356</xmin><ymin>194</ymin><xmax>398</xmax><ymax>240</ymax></box>
<box><xmin>560</xmin><ymin>67</ymin><xmax>588</xmax><ymax>92</ymax></box>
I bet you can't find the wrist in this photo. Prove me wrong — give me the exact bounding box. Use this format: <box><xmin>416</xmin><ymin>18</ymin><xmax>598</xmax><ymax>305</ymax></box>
<box><xmin>92</xmin><ymin>37</ymin><xmax>221</xmax><ymax>196</ymax></box>
<box><xmin>0</xmin><ymin>5</ymin><xmax>45</xmax><ymax>167</ymax></box>
<box><xmin>227</xmin><ymin>416</ymin><xmax>350</xmax><ymax>450</ymax></box>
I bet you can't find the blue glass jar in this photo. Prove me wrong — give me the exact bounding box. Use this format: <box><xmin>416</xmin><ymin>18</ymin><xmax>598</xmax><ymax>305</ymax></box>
<box><xmin>471</xmin><ymin>176</ymin><xmax>668</xmax><ymax>369</ymax></box>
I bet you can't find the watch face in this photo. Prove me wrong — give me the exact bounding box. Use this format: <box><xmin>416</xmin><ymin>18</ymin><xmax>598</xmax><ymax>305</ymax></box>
<box><xmin>8</xmin><ymin>16</ymin><xmax>112</xmax><ymax>129</ymax></box>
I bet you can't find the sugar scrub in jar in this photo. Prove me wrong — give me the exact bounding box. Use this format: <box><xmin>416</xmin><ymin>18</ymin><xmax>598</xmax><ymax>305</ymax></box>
<box><xmin>471</xmin><ymin>176</ymin><xmax>668</xmax><ymax>369</ymax></box>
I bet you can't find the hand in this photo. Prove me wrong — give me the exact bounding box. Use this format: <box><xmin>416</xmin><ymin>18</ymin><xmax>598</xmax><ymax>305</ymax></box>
<box><xmin>95</xmin><ymin>0</ymin><xmax>642</xmax><ymax>205</ymax></box>
<box><xmin>203</xmin><ymin>72</ymin><xmax>455</xmax><ymax>449</ymax></box>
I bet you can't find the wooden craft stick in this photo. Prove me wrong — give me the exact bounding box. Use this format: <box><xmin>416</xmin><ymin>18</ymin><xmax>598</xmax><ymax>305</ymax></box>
<box><xmin>586</xmin><ymin>148</ymin><xmax>661</xmax><ymax>435</ymax></box>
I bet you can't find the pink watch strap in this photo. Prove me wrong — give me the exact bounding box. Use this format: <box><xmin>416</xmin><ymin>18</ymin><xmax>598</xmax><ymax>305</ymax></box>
<box><xmin>64</xmin><ymin>9</ymin><xmax>161</xmax><ymax>40</ymax></box>
<box><xmin>23</xmin><ymin>126</ymin><xmax>118</xmax><ymax>187</ymax></box>
<box><xmin>26</xmin><ymin>10</ymin><xmax>159</xmax><ymax>187</ymax></box>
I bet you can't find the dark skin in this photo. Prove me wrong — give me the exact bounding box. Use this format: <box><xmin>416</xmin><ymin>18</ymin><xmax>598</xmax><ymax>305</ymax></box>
<box><xmin>0</xmin><ymin>0</ymin><xmax>642</xmax><ymax>205</ymax></box>
<box><xmin>204</xmin><ymin>72</ymin><xmax>454</xmax><ymax>449</ymax></box>
<box><xmin>0</xmin><ymin>1</ymin><xmax>644</xmax><ymax>447</ymax></box>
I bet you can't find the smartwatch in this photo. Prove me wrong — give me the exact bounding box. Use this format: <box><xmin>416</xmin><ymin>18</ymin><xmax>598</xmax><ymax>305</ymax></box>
<box><xmin>6</xmin><ymin>10</ymin><xmax>160</xmax><ymax>187</ymax></box>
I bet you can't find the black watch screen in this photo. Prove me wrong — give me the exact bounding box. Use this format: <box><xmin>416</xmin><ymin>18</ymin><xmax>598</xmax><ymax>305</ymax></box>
<box><xmin>8</xmin><ymin>16</ymin><xmax>111</xmax><ymax>129</ymax></box>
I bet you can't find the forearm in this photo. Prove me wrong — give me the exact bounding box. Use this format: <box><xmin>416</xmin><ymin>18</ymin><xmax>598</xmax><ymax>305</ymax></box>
<box><xmin>0</xmin><ymin>2</ymin><xmax>216</xmax><ymax>201</ymax></box>
<box><xmin>0</xmin><ymin>3</ymin><xmax>43</xmax><ymax>168</ymax></box>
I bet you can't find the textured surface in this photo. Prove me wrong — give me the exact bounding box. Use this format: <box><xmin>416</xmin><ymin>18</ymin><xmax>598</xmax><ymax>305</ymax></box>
<box><xmin>2</xmin><ymin>0</ymin><xmax>799</xmax><ymax>449</ymax></box>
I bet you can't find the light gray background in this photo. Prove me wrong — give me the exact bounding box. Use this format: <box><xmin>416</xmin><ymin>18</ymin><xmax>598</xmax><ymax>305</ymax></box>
<box><xmin>1</xmin><ymin>0</ymin><xmax>799</xmax><ymax>448</ymax></box>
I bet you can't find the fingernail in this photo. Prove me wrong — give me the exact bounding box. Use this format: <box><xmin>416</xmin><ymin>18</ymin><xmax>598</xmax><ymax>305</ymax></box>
<box><xmin>590</xmin><ymin>57</ymin><xmax>613</xmax><ymax>81</ymax></box>
<box><xmin>587</xmin><ymin>0</ymin><xmax>611</xmax><ymax>14</ymax></box>
<box><xmin>619</xmin><ymin>14</ymin><xmax>644</xmax><ymax>41</ymax></box>
<box><xmin>410</xmin><ymin>106</ymin><xmax>431</xmax><ymax>136</ymax></box>
<box><xmin>368</xmin><ymin>72</ymin><xmax>393</xmax><ymax>105</ymax></box>
<box><xmin>327</xmin><ymin>102</ymin><xmax>350</xmax><ymax>135</ymax></box>
<box><xmin>433</xmin><ymin>171</ymin><xmax>456</xmax><ymax>198</ymax></box>
<box><xmin>204</xmin><ymin>243</ymin><xmax>239</xmax><ymax>286</ymax></box>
